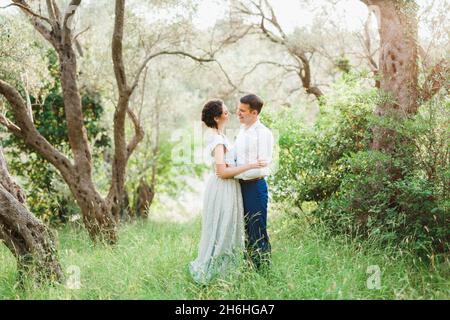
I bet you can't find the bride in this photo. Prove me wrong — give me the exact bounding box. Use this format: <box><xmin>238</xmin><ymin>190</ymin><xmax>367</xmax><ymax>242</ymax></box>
<box><xmin>189</xmin><ymin>99</ymin><xmax>266</xmax><ymax>284</ymax></box>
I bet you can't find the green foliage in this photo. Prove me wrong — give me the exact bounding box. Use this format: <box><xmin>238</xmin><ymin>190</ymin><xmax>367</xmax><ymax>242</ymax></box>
<box><xmin>126</xmin><ymin>129</ymin><xmax>208</xmax><ymax>210</ymax></box>
<box><xmin>0</xmin><ymin>16</ymin><xmax>53</xmax><ymax>92</ymax></box>
<box><xmin>268</xmin><ymin>74</ymin><xmax>449</xmax><ymax>256</ymax></box>
<box><xmin>335</xmin><ymin>55</ymin><xmax>351</xmax><ymax>74</ymax></box>
<box><xmin>266</xmin><ymin>74</ymin><xmax>375</xmax><ymax>207</ymax></box>
<box><xmin>153</xmin><ymin>136</ymin><xmax>206</xmax><ymax>198</ymax></box>
<box><xmin>2</xmin><ymin>50</ymin><xmax>111</xmax><ymax>223</ymax></box>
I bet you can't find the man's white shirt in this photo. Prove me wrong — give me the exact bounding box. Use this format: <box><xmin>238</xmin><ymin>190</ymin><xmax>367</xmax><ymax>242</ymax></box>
<box><xmin>234</xmin><ymin>119</ymin><xmax>274</xmax><ymax>180</ymax></box>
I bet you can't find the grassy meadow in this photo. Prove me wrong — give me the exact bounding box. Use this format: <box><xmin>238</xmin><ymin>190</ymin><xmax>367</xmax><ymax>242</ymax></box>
<box><xmin>1</xmin><ymin>205</ymin><xmax>448</xmax><ymax>300</ymax></box>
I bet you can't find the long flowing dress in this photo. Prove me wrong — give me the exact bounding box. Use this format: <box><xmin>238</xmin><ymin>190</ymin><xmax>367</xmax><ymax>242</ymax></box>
<box><xmin>189</xmin><ymin>133</ymin><xmax>245</xmax><ymax>284</ymax></box>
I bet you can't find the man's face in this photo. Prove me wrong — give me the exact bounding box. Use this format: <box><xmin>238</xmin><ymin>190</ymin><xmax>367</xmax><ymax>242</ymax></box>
<box><xmin>237</xmin><ymin>103</ymin><xmax>257</xmax><ymax>125</ymax></box>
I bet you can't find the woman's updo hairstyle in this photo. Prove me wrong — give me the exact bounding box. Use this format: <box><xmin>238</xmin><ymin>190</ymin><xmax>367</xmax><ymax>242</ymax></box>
<box><xmin>201</xmin><ymin>99</ymin><xmax>223</xmax><ymax>129</ymax></box>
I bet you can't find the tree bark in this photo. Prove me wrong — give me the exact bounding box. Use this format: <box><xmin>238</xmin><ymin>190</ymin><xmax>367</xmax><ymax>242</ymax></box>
<box><xmin>362</xmin><ymin>0</ymin><xmax>419</xmax><ymax>152</ymax></box>
<box><xmin>108</xmin><ymin>0</ymin><xmax>144</xmax><ymax>222</ymax></box>
<box><xmin>135</xmin><ymin>178</ymin><xmax>154</xmax><ymax>219</ymax></box>
<box><xmin>0</xmin><ymin>0</ymin><xmax>145</xmax><ymax>244</ymax></box>
<box><xmin>65</xmin><ymin>178</ymin><xmax>117</xmax><ymax>244</ymax></box>
<box><xmin>0</xmin><ymin>147</ymin><xmax>63</xmax><ymax>285</ymax></box>
<box><xmin>56</xmin><ymin>34</ymin><xmax>118</xmax><ymax>244</ymax></box>
<box><xmin>1</xmin><ymin>0</ymin><xmax>209</xmax><ymax>241</ymax></box>
<box><xmin>0</xmin><ymin>75</ymin><xmax>117</xmax><ymax>244</ymax></box>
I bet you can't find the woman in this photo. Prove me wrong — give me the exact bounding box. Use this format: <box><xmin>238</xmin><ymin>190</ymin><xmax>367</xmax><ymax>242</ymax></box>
<box><xmin>189</xmin><ymin>99</ymin><xmax>266</xmax><ymax>284</ymax></box>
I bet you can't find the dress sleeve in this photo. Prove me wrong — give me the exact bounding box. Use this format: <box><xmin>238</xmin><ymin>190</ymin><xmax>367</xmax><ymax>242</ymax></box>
<box><xmin>224</xmin><ymin>145</ymin><xmax>236</xmax><ymax>166</ymax></box>
<box><xmin>208</xmin><ymin>135</ymin><xmax>227</xmax><ymax>157</ymax></box>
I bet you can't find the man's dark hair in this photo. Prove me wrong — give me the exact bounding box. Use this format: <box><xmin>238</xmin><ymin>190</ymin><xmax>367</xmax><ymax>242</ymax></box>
<box><xmin>201</xmin><ymin>99</ymin><xmax>223</xmax><ymax>129</ymax></box>
<box><xmin>240</xmin><ymin>94</ymin><xmax>264</xmax><ymax>114</ymax></box>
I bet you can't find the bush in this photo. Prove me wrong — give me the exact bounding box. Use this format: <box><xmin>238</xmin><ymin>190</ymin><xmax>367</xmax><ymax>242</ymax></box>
<box><xmin>267</xmin><ymin>74</ymin><xmax>449</xmax><ymax>256</ymax></box>
<box><xmin>266</xmin><ymin>74</ymin><xmax>374</xmax><ymax>207</ymax></box>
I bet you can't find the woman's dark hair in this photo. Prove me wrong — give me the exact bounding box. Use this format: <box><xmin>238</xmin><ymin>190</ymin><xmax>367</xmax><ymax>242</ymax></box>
<box><xmin>201</xmin><ymin>99</ymin><xmax>223</xmax><ymax>129</ymax></box>
<box><xmin>240</xmin><ymin>94</ymin><xmax>264</xmax><ymax>114</ymax></box>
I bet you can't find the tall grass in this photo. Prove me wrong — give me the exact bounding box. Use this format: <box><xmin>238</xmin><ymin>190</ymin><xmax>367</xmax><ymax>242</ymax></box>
<box><xmin>0</xmin><ymin>206</ymin><xmax>448</xmax><ymax>299</ymax></box>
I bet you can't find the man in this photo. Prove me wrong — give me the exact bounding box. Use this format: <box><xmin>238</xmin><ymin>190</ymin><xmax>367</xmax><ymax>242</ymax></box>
<box><xmin>234</xmin><ymin>94</ymin><xmax>274</xmax><ymax>270</ymax></box>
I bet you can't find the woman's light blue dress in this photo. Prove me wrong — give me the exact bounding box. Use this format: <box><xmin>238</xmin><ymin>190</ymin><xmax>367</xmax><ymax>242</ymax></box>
<box><xmin>189</xmin><ymin>133</ymin><xmax>245</xmax><ymax>284</ymax></box>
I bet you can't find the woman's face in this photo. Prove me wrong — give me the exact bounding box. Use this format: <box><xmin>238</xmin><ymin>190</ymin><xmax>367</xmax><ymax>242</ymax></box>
<box><xmin>215</xmin><ymin>104</ymin><xmax>229</xmax><ymax>127</ymax></box>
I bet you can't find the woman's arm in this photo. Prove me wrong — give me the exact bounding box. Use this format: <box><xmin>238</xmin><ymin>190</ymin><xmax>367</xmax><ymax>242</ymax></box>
<box><xmin>214</xmin><ymin>144</ymin><xmax>265</xmax><ymax>179</ymax></box>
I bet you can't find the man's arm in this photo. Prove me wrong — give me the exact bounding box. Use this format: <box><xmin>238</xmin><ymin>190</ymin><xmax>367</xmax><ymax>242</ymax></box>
<box><xmin>235</xmin><ymin>128</ymin><xmax>274</xmax><ymax>180</ymax></box>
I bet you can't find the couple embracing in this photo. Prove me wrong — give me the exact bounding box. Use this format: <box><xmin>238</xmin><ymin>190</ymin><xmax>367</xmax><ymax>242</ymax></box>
<box><xmin>189</xmin><ymin>94</ymin><xmax>274</xmax><ymax>284</ymax></box>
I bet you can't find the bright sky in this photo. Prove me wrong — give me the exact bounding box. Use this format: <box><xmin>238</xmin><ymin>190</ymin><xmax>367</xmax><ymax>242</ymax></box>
<box><xmin>0</xmin><ymin>0</ymin><xmax>441</xmax><ymax>37</ymax></box>
<box><xmin>193</xmin><ymin>0</ymin><xmax>442</xmax><ymax>40</ymax></box>
<box><xmin>193</xmin><ymin>0</ymin><xmax>369</xmax><ymax>32</ymax></box>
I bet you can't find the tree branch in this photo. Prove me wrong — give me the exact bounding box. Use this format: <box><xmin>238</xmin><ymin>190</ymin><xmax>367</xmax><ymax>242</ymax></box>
<box><xmin>420</xmin><ymin>59</ymin><xmax>449</xmax><ymax>101</ymax></box>
<box><xmin>126</xmin><ymin>107</ymin><xmax>144</xmax><ymax>160</ymax></box>
<box><xmin>131</xmin><ymin>51</ymin><xmax>215</xmax><ymax>93</ymax></box>
<box><xmin>62</xmin><ymin>0</ymin><xmax>82</xmax><ymax>45</ymax></box>
<box><xmin>4</xmin><ymin>1</ymin><xmax>51</xmax><ymax>25</ymax></box>
<box><xmin>357</xmin><ymin>10</ymin><xmax>380</xmax><ymax>88</ymax></box>
<box><xmin>9</xmin><ymin>0</ymin><xmax>57</xmax><ymax>47</ymax></box>
<box><xmin>0</xmin><ymin>113</ymin><xmax>22</xmax><ymax>135</ymax></box>
<box><xmin>45</xmin><ymin>0</ymin><xmax>59</xmax><ymax>28</ymax></box>
<box><xmin>63</xmin><ymin>0</ymin><xmax>81</xmax><ymax>29</ymax></box>
<box><xmin>0</xmin><ymin>147</ymin><xmax>26</xmax><ymax>203</ymax></box>
<box><xmin>112</xmin><ymin>0</ymin><xmax>129</xmax><ymax>95</ymax></box>
<box><xmin>238</xmin><ymin>60</ymin><xmax>298</xmax><ymax>86</ymax></box>
<box><xmin>0</xmin><ymin>79</ymin><xmax>74</xmax><ymax>178</ymax></box>
<box><xmin>235</xmin><ymin>0</ymin><xmax>322</xmax><ymax>100</ymax></box>
<box><xmin>73</xmin><ymin>26</ymin><xmax>90</xmax><ymax>42</ymax></box>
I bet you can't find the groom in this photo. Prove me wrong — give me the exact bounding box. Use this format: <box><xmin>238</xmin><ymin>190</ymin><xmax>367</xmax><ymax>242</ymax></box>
<box><xmin>234</xmin><ymin>94</ymin><xmax>274</xmax><ymax>270</ymax></box>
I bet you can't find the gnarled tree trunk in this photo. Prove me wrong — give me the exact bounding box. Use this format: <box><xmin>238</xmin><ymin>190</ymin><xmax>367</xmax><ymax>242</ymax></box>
<box><xmin>0</xmin><ymin>0</ymin><xmax>145</xmax><ymax>244</ymax></box>
<box><xmin>362</xmin><ymin>0</ymin><xmax>419</xmax><ymax>152</ymax></box>
<box><xmin>1</xmin><ymin>0</ymin><xmax>211</xmax><ymax>242</ymax></box>
<box><xmin>0</xmin><ymin>147</ymin><xmax>63</xmax><ymax>285</ymax></box>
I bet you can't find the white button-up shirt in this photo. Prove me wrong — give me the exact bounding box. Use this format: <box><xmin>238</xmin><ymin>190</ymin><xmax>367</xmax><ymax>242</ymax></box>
<box><xmin>234</xmin><ymin>119</ymin><xmax>274</xmax><ymax>180</ymax></box>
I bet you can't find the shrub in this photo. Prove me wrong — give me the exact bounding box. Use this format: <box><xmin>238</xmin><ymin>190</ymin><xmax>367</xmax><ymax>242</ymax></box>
<box><xmin>267</xmin><ymin>74</ymin><xmax>449</xmax><ymax>256</ymax></box>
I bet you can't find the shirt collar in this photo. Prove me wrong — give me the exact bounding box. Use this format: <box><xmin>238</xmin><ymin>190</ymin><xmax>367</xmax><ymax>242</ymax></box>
<box><xmin>242</xmin><ymin>119</ymin><xmax>260</xmax><ymax>131</ymax></box>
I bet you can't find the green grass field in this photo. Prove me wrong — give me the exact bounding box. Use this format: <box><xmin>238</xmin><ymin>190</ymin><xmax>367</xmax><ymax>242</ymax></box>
<box><xmin>0</xmin><ymin>209</ymin><xmax>448</xmax><ymax>300</ymax></box>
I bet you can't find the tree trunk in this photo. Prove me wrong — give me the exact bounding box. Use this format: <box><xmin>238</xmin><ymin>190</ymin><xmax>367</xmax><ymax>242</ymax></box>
<box><xmin>67</xmin><ymin>179</ymin><xmax>117</xmax><ymax>244</ymax></box>
<box><xmin>108</xmin><ymin>0</ymin><xmax>145</xmax><ymax>222</ymax></box>
<box><xmin>293</xmin><ymin>49</ymin><xmax>324</xmax><ymax>101</ymax></box>
<box><xmin>135</xmin><ymin>179</ymin><xmax>154</xmax><ymax>219</ymax></box>
<box><xmin>362</xmin><ymin>0</ymin><xmax>419</xmax><ymax>152</ymax></box>
<box><xmin>119</xmin><ymin>190</ymin><xmax>131</xmax><ymax>221</ymax></box>
<box><xmin>0</xmin><ymin>1</ymin><xmax>145</xmax><ymax>245</ymax></box>
<box><xmin>0</xmin><ymin>147</ymin><xmax>63</xmax><ymax>285</ymax></box>
<box><xmin>57</xmin><ymin>43</ymin><xmax>118</xmax><ymax>244</ymax></box>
